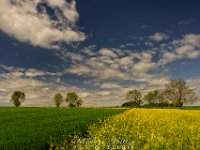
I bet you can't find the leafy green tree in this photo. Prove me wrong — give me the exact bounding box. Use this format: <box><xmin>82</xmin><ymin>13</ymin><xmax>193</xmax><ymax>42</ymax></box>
<box><xmin>65</xmin><ymin>92</ymin><xmax>83</xmax><ymax>107</ymax></box>
<box><xmin>126</xmin><ymin>90</ymin><xmax>142</xmax><ymax>107</ymax></box>
<box><xmin>11</xmin><ymin>91</ymin><xmax>25</xmax><ymax>107</ymax></box>
<box><xmin>143</xmin><ymin>91</ymin><xmax>156</xmax><ymax>106</ymax></box>
<box><xmin>163</xmin><ymin>79</ymin><xmax>198</xmax><ymax>109</ymax></box>
<box><xmin>143</xmin><ymin>90</ymin><xmax>162</xmax><ymax>106</ymax></box>
<box><xmin>53</xmin><ymin>93</ymin><xmax>63</xmax><ymax>107</ymax></box>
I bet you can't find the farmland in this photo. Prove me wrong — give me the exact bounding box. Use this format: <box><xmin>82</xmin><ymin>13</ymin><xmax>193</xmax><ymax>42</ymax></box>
<box><xmin>0</xmin><ymin>107</ymin><xmax>126</xmax><ymax>150</ymax></box>
<box><xmin>71</xmin><ymin>108</ymin><xmax>200</xmax><ymax>150</ymax></box>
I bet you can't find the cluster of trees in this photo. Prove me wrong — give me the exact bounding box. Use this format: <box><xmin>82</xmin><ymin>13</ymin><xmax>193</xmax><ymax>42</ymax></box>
<box><xmin>53</xmin><ymin>92</ymin><xmax>83</xmax><ymax>107</ymax></box>
<box><xmin>122</xmin><ymin>80</ymin><xmax>198</xmax><ymax>109</ymax></box>
<box><xmin>10</xmin><ymin>91</ymin><xmax>83</xmax><ymax>107</ymax></box>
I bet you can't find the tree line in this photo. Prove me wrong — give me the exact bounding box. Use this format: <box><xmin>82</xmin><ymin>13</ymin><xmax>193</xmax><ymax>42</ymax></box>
<box><xmin>10</xmin><ymin>79</ymin><xmax>198</xmax><ymax>109</ymax></box>
<box><xmin>122</xmin><ymin>79</ymin><xmax>198</xmax><ymax>109</ymax></box>
<box><xmin>10</xmin><ymin>91</ymin><xmax>83</xmax><ymax>107</ymax></box>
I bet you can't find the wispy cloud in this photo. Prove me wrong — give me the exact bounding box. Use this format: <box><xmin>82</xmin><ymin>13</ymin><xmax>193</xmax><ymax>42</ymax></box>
<box><xmin>149</xmin><ymin>32</ymin><xmax>169</xmax><ymax>42</ymax></box>
<box><xmin>178</xmin><ymin>18</ymin><xmax>196</xmax><ymax>26</ymax></box>
<box><xmin>159</xmin><ymin>34</ymin><xmax>200</xmax><ymax>65</ymax></box>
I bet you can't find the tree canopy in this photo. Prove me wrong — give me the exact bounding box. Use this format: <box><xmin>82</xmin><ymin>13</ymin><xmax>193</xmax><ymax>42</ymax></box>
<box><xmin>143</xmin><ymin>90</ymin><xmax>163</xmax><ymax>106</ymax></box>
<box><xmin>163</xmin><ymin>80</ymin><xmax>198</xmax><ymax>108</ymax></box>
<box><xmin>11</xmin><ymin>91</ymin><xmax>25</xmax><ymax>107</ymax></box>
<box><xmin>125</xmin><ymin>90</ymin><xmax>142</xmax><ymax>107</ymax></box>
<box><xmin>65</xmin><ymin>92</ymin><xmax>83</xmax><ymax>107</ymax></box>
<box><xmin>53</xmin><ymin>93</ymin><xmax>63</xmax><ymax>107</ymax></box>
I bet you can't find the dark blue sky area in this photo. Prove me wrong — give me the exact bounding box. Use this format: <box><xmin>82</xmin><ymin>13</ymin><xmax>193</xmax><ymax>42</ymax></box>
<box><xmin>77</xmin><ymin>0</ymin><xmax>200</xmax><ymax>46</ymax></box>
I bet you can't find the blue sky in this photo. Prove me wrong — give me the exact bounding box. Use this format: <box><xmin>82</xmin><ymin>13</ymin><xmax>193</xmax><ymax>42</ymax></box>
<box><xmin>0</xmin><ymin>0</ymin><xmax>200</xmax><ymax>106</ymax></box>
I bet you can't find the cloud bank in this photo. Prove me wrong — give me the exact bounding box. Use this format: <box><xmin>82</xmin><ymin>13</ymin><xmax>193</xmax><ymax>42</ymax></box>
<box><xmin>1</xmin><ymin>32</ymin><xmax>200</xmax><ymax>107</ymax></box>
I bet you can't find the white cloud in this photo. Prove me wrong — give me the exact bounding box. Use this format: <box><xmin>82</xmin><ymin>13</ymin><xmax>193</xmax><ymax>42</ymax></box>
<box><xmin>100</xmin><ymin>83</ymin><xmax>122</xmax><ymax>89</ymax></box>
<box><xmin>119</xmin><ymin>57</ymin><xmax>133</xmax><ymax>66</ymax></box>
<box><xmin>149</xmin><ymin>32</ymin><xmax>169</xmax><ymax>42</ymax></box>
<box><xmin>176</xmin><ymin>45</ymin><xmax>194</xmax><ymax>55</ymax></box>
<box><xmin>173</xmin><ymin>34</ymin><xmax>200</xmax><ymax>47</ymax></box>
<box><xmin>140</xmin><ymin>51</ymin><xmax>154</xmax><ymax>63</ymax></box>
<box><xmin>159</xmin><ymin>52</ymin><xmax>177</xmax><ymax>64</ymax></box>
<box><xmin>188</xmin><ymin>51</ymin><xmax>200</xmax><ymax>59</ymax></box>
<box><xmin>0</xmin><ymin>65</ymin><xmax>62</xmax><ymax>78</ymax></box>
<box><xmin>25</xmin><ymin>69</ymin><xmax>46</xmax><ymax>77</ymax></box>
<box><xmin>98</xmin><ymin>48</ymin><xmax>118</xmax><ymax>58</ymax></box>
<box><xmin>158</xmin><ymin>34</ymin><xmax>200</xmax><ymax>65</ymax></box>
<box><xmin>48</xmin><ymin>0</ymin><xmax>66</xmax><ymax>9</ymax></box>
<box><xmin>66</xmin><ymin>65</ymin><xmax>91</xmax><ymax>76</ymax></box>
<box><xmin>132</xmin><ymin>62</ymin><xmax>155</xmax><ymax>73</ymax></box>
<box><xmin>0</xmin><ymin>0</ymin><xmax>85</xmax><ymax>49</ymax></box>
<box><xmin>65</xmin><ymin>63</ymin><xmax>130</xmax><ymax>81</ymax></box>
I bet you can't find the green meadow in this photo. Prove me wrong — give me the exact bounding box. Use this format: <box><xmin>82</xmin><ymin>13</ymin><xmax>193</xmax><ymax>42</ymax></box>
<box><xmin>0</xmin><ymin>107</ymin><xmax>126</xmax><ymax>150</ymax></box>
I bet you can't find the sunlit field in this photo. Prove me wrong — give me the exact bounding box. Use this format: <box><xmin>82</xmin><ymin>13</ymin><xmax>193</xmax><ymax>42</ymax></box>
<box><xmin>68</xmin><ymin>109</ymin><xmax>200</xmax><ymax>150</ymax></box>
<box><xmin>0</xmin><ymin>107</ymin><xmax>126</xmax><ymax>150</ymax></box>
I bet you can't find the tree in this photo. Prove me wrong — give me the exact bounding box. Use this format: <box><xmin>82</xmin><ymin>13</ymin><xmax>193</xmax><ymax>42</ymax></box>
<box><xmin>143</xmin><ymin>91</ymin><xmax>156</xmax><ymax>106</ymax></box>
<box><xmin>143</xmin><ymin>90</ymin><xmax>163</xmax><ymax>106</ymax></box>
<box><xmin>125</xmin><ymin>90</ymin><xmax>142</xmax><ymax>107</ymax></box>
<box><xmin>122</xmin><ymin>101</ymin><xmax>140</xmax><ymax>107</ymax></box>
<box><xmin>163</xmin><ymin>79</ymin><xmax>198</xmax><ymax>109</ymax></box>
<box><xmin>11</xmin><ymin>91</ymin><xmax>25</xmax><ymax>107</ymax></box>
<box><xmin>65</xmin><ymin>92</ymin><xmax>83</xmax><ymax>107</ymax></box>
<box><xmin>53</xmin><ymin>93</ymin><xmax>63</xmax><ymax>107</ymax></box>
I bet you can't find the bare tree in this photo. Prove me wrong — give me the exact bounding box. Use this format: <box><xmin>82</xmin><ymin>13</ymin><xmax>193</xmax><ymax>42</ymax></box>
<box><xmin>163</xmin><ymin>80</ymin><xmax>198</xmax><ymax>109</ymax></box>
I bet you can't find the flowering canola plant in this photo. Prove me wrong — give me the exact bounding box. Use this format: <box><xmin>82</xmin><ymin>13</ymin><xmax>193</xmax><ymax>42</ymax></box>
<box><xmin>73</xmin><ymin>109</ymin><xmax>200</xmax><ymax>150</ymax></box>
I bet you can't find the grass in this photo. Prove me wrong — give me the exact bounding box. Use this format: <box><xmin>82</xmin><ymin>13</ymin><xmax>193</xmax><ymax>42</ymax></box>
<box><xmin>72</xmin><ymin>109</ymin><xmax>200</xmax><ymax>150</ymax></box>
<box><xmin>183</xmin><ymin>106</ymin><xmax>200</xmax><ymax>110</ymax></box>
<box><xmin>0</xmin><ymin>107</ymin><xmax>126</xmax><ymax>150</ymax></box>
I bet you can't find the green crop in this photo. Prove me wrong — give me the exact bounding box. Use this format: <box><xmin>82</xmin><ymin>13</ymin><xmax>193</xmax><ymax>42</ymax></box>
<box><xmin>0</xmin><ymin>107</ymin><xmax>125</xmax><ymax>150</ymax></box>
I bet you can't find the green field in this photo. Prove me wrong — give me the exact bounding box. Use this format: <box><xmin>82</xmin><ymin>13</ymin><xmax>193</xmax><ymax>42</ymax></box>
<box><xmin>0</xmin><ymin>107</ymin><xmax>126</xmax><ymax>150</ymax></box>
<box><xmin>183</xmin><ymin>106</ymin><xmax>200</xmax><ymax>110</ymax></box>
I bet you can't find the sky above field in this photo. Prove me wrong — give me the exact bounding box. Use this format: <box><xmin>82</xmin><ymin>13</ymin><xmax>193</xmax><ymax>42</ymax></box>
<box><xmin>0</xmin><ymin>0</ymin><xmax>200</xmax><ymax>106</ymax></box>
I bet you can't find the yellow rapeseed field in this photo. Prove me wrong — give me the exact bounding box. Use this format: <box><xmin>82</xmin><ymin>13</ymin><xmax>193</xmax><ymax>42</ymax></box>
<box><xmin>73</xmin><ymin>109</ymin><xmax>200</xmax><ymax>150</ymax></box>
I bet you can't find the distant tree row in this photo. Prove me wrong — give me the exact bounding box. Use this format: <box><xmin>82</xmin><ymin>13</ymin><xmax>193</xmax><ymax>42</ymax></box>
<box><xmin>122</xmin><ymin>79</ymin><xmax>198</xmax><ymax>109</ymax></box>
<box><xmin>53</xmin><ymin>92</ymin><xmax>83</xmax><ymax>107</ymax></box>
<box><xmin>10</xmin><ymin>91</ymin><xmax>83</xmax><ymax>107</ymax></box>
<box><xmin>10</xmin><ymin>79</ymin><xmax>198</xmax><ymax>109</ymax></box>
